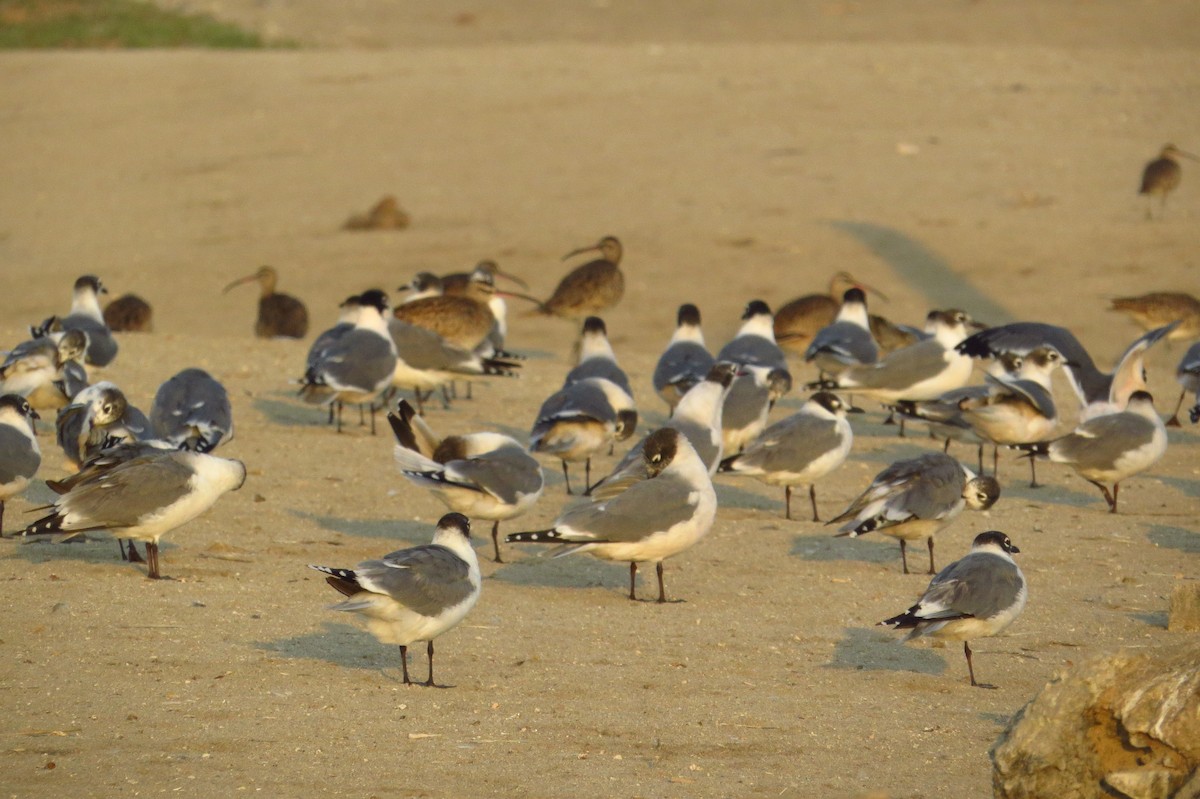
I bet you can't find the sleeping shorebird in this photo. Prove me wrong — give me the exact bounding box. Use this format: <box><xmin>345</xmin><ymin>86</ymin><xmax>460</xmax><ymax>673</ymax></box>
<box><xmin>150</xmin><ymin>368</ymin><xmax>234</xmax><ymax>452</ymax></box>
<box><xmin>0</xmin><ymin>329</ymin><xmax>88</xmax><ymax>411</ymax></box>
<box><xmin>529</xmin><ymin>377</ymin><xmax>637</xmax><ymax>495</ymax></box>
<box><xmin>587</xmin><ymin>362</ymin><xmax>738</xmax><ymax>497</ymax></box>
<box><xmin>1167</xmin><ymin>342</ymin><xmax>1200</xmax><ymax>426</ymax></box>
<box><xmin>1139</xmin><ymin>143</ymin><xmax>1198</xmax><ymax>220</ymax></box>
<box><xmin>103</xmin><ymin>293</ymin><xmax>154</xmax><ymax>333</ymax></box>
<box><xmin>298</xmin><ymin>289</ymin><xmax>397</xmax><ymax>434</ymax></box>
<box><xmin>774</xmin><ymin>272</ymin><xmax>888</xmax><ymax>355</ymax></box>
<box><xmin>393</xmin><ymin>271</ymin><xmax>501</xmax><ymax>353</ymax></box>
<box><xmin>1109</xmin><ymin>292</ymin><xmax>1200</xmax><ymax>342</ymax></box>
<box><xmin>24</xmin><ymin>443</ymin><xmax>246</xmax><ymax>579</ymax></box>
<box><xmin>719</xmin><ymin>392</ymin><xmax>854</xmax><ymax>521</ymax></box>
<box><xmin>831</xmin><ymin>452</ymin><xmax>1001</xmax><ymax>575</ymax></box>
<box><xmin>564</xmin><ymin>317</ymin><xmax>633</xmax><ymax>397</ymax></box>
<box><xmin>508</xmin><ymin>427</ymin><xmax>717</xmax><ymax>603</ymax></box>
<box><xmin>388</xmin><ymin>400</ymin><xmax>544</xmax><ymax>563</ymax></box>
<box><xmin>31</xmin><ymin>276</ymin><xmax>118</xmax><ymax>367</ymax></box>
<box><xmin>880</xmin><ymin>530</ymin><xmax>1026</xmax><ymax>688</ymax></box>
<box><xmin>536</xmin><ymin>236</ymin><xmax>625</xmax><ymax>319</ymax></box>
<box><xmin>0</xmin><ymin>395</ymin><xmax>40</xmax><ymax>535</ymax></box>
<box><xmin>805</xmin><ymin>288</ymin><xmax>879</xmax><ymax>378</ymax></box>
<box><xmin>56</xmin><ymin>381</ymin><xmax>150</xmax><ymax>471</ymax></box>
<box><xmin>309</xmin><ymin>512</ymin><xmax>480</xmax><ymax>687</ymax></box>
<box><xmin>1019</xmin><ymin>390</ymin><xmax>1167</xmax><ymax>513</ymax></box>
<box><xmin>223</xmin><ymin>265</ymin><xmax>309</xmax><ymax>339</ymax></box>
<box><xmin>653</xmin><ymin>304</ymin><xmax>714</xmax><ymax>410</ymax></box>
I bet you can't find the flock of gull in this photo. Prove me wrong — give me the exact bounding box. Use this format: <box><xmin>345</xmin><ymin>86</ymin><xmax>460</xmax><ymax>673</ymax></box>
<box><xmin>1</xmin><ymin>148</ymin><xmax>1197</xmax><ymax>689</ymax></box>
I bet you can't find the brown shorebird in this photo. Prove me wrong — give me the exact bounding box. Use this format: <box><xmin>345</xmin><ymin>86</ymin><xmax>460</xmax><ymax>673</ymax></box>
<box><xmin>343</xmin><ymin>194</ymin><xmax>410</xmax><ymax>230</ymax></box>
<box><xmin>223</xmin><ymin>266</ymin><xmax>309</xmax><ymax>339</ymax></box>
<box><xmin>773</xmin><ymin>272</ymin><xmax>888</xmax><ymax>355</ymax></box>
<box><xmin>1140</xmin><ymin>144</ymin><xmax>1198</xmax><ymax>220</ymax></box>
<box><xmin>1109</xmin><ymin>292</ymin><xmax>1200</xmax><ymax>342</ymax></box>
<box><xmin>103</xmin><ymin>294</ymin><xmax>154</xmax><ymax>332</ymax></box>
<box><xmin>393</xmin><ymin>275</ymin><xmax>498</xmax><ymax>352</ymax></box>
<box><xmin>536</xmin><ymin>235</ymin><xmax>624</xmax><ymax>319</ymax></box>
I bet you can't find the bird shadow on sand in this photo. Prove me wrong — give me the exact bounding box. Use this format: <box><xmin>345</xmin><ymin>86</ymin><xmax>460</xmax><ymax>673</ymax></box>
<box><xmin>1000</xmin><ymin>481</ymin><xmax>1103</xmax><ymax>508</ymax></box>
<box><xmin>849</xmin><ymin>439</ymin><xmax>940</xmax><ymax>465</ymax></box>
<box><xmin>256</xmin><ymin>621</ymin><xmax>401</xmax><ymax>673</ymax></box>
<box><xmin>1144</xmin><ymin>523</ymin><xmax>1200</xmax><ymax>553</ymax></box>
<box><xmin>287</xmin><ymin>509</ymin><xmax>429</xmax><ymax>545</ymax></box>
<box><xmin>489</xmin><ymin>552</ymin><xmax>635</xmax><ymax>594</ymax></box>
<box><xmin>712</xmin><ymin>481</ymin><xmax>777</xmax><ymax>511</ymax></box>
<box><xmin>826</xmin><ymin>220</ymin><xmax>1016</xmax><ymax>324</ymax></box>
<box><xmin>825</xmin><ymin>626</ymin><xmax>947</xmax><ymax>676</ymax></box>
<box><xmin>253</xmin><ymin>393</ymin><xmax>329</xmax><ymax>428</ymax></box>
<box><xmin>3</xmin><ymin>534</ymin><xmax>168</xmax><ymax>570</ymax></box>
<box><xmin>1155</xmin><ymin>474</ymin><xmax>1200</xmax><ymax>499</ymax></box>
<box><xmin>789</xmin><ymin>531</ymin><xmax>900</xmax><ymax>567</ymax></box>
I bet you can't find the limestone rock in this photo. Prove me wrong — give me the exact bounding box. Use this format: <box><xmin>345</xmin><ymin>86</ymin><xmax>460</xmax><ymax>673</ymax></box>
<box><xmin>1168</xmin><ymin>584</ymin><xmax>1200</xmax><ymax>632</ymax></box>
<box><xmin>991</xmin><ymin>641</ymin><xmax>1200</xmax><ymax>799</ymax></box>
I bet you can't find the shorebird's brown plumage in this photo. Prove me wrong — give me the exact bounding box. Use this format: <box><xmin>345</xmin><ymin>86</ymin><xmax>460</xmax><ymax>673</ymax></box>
<box><xmin>103</xmin><ymin>294</ymin><xmax>154</xmax><ymax>333</ymax></box>
<box><xmin>393</xmin><ymin>281</ymin><xmax>497</xmax><ymax>350</ymax></box>
<box><xmin>1140</xmin><ymin>144</ymin><xmax>1197</xmax><ymax>220</ymax></box>
<box><xmin>1109</xmin><ymin>291</ymin><xmax>1200</xmax><ymax>342</ymax></box>
<box><xmin>223</xmin><ymin>266</ymin><xmax>309</xmax><ymax>339</ymax></box>
<box><xmin>343</xmin><ymin>194</ymin><xmax>410</xmax><ymax>230</ymax></box>
<box><xmin>539</xmin><ymin>236</ymin><xmax>624</xmax><ymax>319</ymax></box>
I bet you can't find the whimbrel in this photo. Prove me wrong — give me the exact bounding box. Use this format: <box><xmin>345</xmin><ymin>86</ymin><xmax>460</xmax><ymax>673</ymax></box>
<box><xmin>1140</xmin><ymin>144</ymin><xmax>1198</xmax><ymax>220</ymax></box>
<box><xmin>537</xmin><ymin>236</ymin><xmax>625</xmax><ymax>319</ymax></box>
<box><xmin>223</xmin><ymin>266</ymin><xmax>309</xmax><ymax>339</ymax></box>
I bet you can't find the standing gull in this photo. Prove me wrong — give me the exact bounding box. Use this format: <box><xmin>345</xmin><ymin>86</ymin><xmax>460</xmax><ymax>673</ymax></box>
<box><xmin>805</xmin><ymin>288</ymin><xmax>879</xmax><ymax>378</ymax></box>
<box><xmin>508</xmin><ymin>427</ymin><xmax>717</xmax><ymax>603</ymax></box>
<box><xmin>298</xmin><ymin>289</ymin><xmax>398</xmax><ymax>434</ymax></box>
<box><xmin>0</xmin><ymin>395</ymin><xmax>40</xmax><ymax>535</ymax></box>
<box><xmin>564</xmin><ymin>317</ymin><xmax>633</xmax><ymax>397</ymax></box>
<box><xmin>880</xmin><ymin>530</ymin><xmax>1026</xmax><ymax>688</ymax></box>
<box><xmin>223</xmin><ymin>265</ymin><xmax>309</xmax><ymax>339</ymax></box>
<box><xmin>150</xmin><ymin>368</ymin><xmax>234</xmax><ymax>452</ymax></box>
<box><xmin>1019</xmin><ymin>390</ymin><xmax>1167</xmax><ymax>513</ymax></box>
<box><xmin>389</xmin><ymin>400</ymin><xmax>544</xmax><ymax>563</ymax></box>
<box><xmin>529</xmin><ymin>377</ymin><xmax>637</xmax><ymax>495</ymax></box>
<box><xmin>719</xmin><ymin>392</ymin><xmax>854</xmax><ymax>522</ymax></box>
<box><xmin>830</xmin><ymin>452</ymin><xmax>1001</xmax><ymax>574</ymax></box>
<box><xmin>653</xmin><ymin>303</ymin><xmax>714</xmax><ymax>410</ymax></box>
<box><xmin>23</xmin><ymin>444</ymin><xmax>246</xmax><ymax>579</ymax></box>
<box><xmin>309</xmin><ymin>512</ymin><xmax>481</xmax><ymax>687</ymax></box>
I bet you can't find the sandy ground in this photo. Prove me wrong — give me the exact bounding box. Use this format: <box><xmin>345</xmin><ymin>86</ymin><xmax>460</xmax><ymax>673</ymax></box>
<box><xmin>2</xmin><ymin>3</ymin><xmax>1199</xmax><ymax>796</ymax></box>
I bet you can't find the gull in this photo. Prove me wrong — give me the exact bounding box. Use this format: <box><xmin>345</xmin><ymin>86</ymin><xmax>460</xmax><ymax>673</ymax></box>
<box><xmin>536</xmin><ymin>235</ymin><xmax>624</xmax><ymax>319</ymax></box>
<box><xmin>804</xmin><ymin>288</ymin><xmax>878</xmax><ymax>378</ymax></box>
<box><xmin>223</xmin><ymin>265</ymin><xmax>309</xmax><ymax>339</ymax></box>
<box><xmin>719</xmin><ymin>392</ymin><xmax>854</xmax><ymax>521</ymax></box>
<box><xmin>652</xmin><ymin>303</ymin><xmax>714</xmax><ymax>410</ymax></box>
<box><xmin>809</xmin><ymin>310</ymin><xmax>977</xmax><ymax>404</ymax></box>
<box><xmin>150</xmin><ymin>368</ymin><xmax>234</xmax><ymax>452</ymax></box>
<box><xmin>564</xmin><ymin>317</ymin><xmax>633</xmax><ymax>398</ymax></box>
<box><xmin>880</xmin><ymin>530</ymin><xmax>1026</xmax><ymax>688</ymax></box>
<box><xmin>389</xmin><ymin>400</ymin><xmax>544</xmax><ymax>563</ymax></box>
<box><xmin>33</xmin><ymin>275</ymin><xmax>119</xmax><ymax>367</ymax></box>
<box><xmin>309</xmin><ymin>512</ymin><xmax>481</xmax><ymax>687</ymax></box>
<box><xmin>1166</xmin><ymin>342</ymin><xmax>1200</xmax><ymax>426</ymax></box>
<box><xmin>0</xmin><ymin>329</ymin><xmax>88</xmax><ymax>411</ymax></box>
<box><xmin>0</xmin><ymin>395</ymin><xmax>40</xmax><ymax>535</ymax></box>
<box><xmin>830</xmin><ymin>452</ymin><xmax>1001</xmax><ymax>574</ymax></box>
<box><xmin>23</xmin><ymin>444</ymin><xmax>246</xmax><ymax>579</ymax></box>
<box><xmin>397</xmin><ymin>272</ymin><xmax>445</xmax><ymax>303</ymax></box>
<box><xmin>587</xmin><ymin>361</ymin><xmax>738</xmax><ymax>497</ymax></box>
<box><xmin>56</xmin><ymin>381</ymin><xmax>151</xmax><ymax>471</ymax></box>
<box><xmin>298</xmin><ymin>289</ymin><xmax>398</xmax><ymax>434</ymax></box>
<box><xmin>529</xmin><ymin>377</ymin><xmax>637</xmax><ymax>495</ymax></box>
<box><xmin>716</xmin><ymin>299</ymin><xmax>789</xmax><ymax>372</ymax></box>
<box><xmin>1019</xmin><ymin>390</ymin><xmax>1167</xmax><ymax>513</ymax></box>
<box><xmin>720</xmin><ymin>364</ymin><xmax>793</xmax><ymax>455</ymax></box>
<box><xmin>507</xmin><ymin>427</ymin><xmax>717</xmax><ymax>603</ymax></box>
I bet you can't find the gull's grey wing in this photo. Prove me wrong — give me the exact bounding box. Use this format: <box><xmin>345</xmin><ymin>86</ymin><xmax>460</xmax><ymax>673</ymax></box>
<box><xmin>736</xmin><ymin>413</ymin><xmax>843</xmax><ymax>472</ymax></box>
<box><xmin>443</xmin><ymin>446</ymin><xmax>544</xmax><ymax>504</ymax></box>
<box><xmin>1049</xmin><ymin>413</ymin><xmax>1158</xmax><ymax>468</ymax></box>
<box><xmin>349</xmin><ymin>544</ymin><xmax>474</xmax><ymax>617</ymax></box>
<box><xmin>653</xmin><ymin>341</ymin><xmax>714</xmax><ymax>395</ymax></box>
<box><xmin>317</xmin><ymin>329</ymin><xmax>395</xmax><ymax>391</ymax></box>
<box><xmin>56</xmin><ymin>453</ymin><xmax>194</xmax><ymax>528</ymax></box>
<box><xmin>0</xmin><ymin>426</ymin><xmax>39</xmax><ymax>485</ymax></box>
<box><xmin>917</xmin><ymin>554</ymin><xmax>1023</xmax><ymax>620</ymax></box>
<box><xmin>565</xmin><ymin>359</ymin><xmax>632</xmax><ymax>397</ymax></box>
<box><xmin>558</xmin><ymin>471</ymin><xmax>699</xmax><ymax>543</ymax></box>
<box><xmin>716</xmin><ymin>336</ymin><xmax>786</xmax><ymax>371</ymax></box>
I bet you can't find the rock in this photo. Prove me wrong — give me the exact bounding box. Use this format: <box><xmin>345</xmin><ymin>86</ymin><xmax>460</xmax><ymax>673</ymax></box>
<box><xmin>991</xmin><ymin>641</ymin><xmax>1200</xmax><ymax>799</ymax></box>
<box><xmin>1168</xmin><ymin>584</ymin><xmax>1200</xmax><ymax>632</ymax></box>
